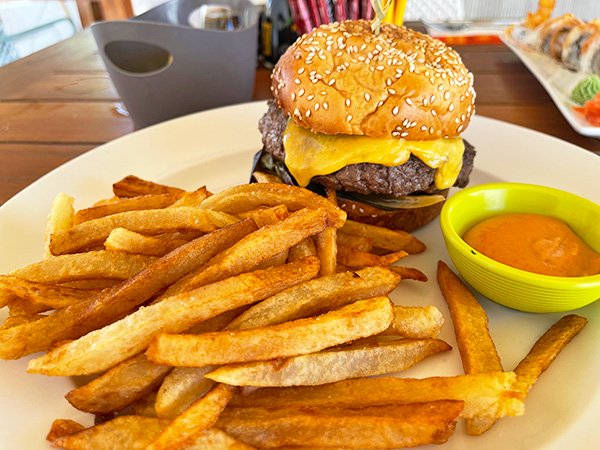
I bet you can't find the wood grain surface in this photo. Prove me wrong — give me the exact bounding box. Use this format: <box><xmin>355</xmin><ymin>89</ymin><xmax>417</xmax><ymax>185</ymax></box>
<box><xmin>0</xmin><ymin>29</ymin><xmax>598</xmax><ymax>206</ymax></box>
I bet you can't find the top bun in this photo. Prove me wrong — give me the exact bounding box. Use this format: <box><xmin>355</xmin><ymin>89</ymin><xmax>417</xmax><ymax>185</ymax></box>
<box><xmin>272</xmin><ymin>20</ymin><xmax>475</xmax><ymax>140</ymax></box>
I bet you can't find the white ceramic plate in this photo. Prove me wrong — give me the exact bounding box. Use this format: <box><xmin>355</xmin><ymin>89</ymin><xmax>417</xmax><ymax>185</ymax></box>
<box><xmin>501</xmin><ymin>34</ymin><xmax>600</xmax><ymax>137</ymax></box>
<box><xmin>0</xmin><ymin>102</ymin><xmax>599</xmax><ymax>450</ymax></box>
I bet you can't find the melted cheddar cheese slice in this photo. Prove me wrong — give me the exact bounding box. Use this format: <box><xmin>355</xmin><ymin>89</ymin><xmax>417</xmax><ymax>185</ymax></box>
<box><xmin>283</xmin><ymin>122</ymin><xmax>465</xmax><ymax>190</ymax></box>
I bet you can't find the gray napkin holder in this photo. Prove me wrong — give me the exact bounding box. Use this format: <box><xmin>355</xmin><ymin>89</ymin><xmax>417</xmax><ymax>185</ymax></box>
<box><xmin>91</xmin><ymin>0</ymin><xmax>259</xmax><ymax>129</ymax></box>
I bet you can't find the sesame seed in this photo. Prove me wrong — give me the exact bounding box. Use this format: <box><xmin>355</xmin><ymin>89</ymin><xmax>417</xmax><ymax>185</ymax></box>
<box><xmin>347</xmin><ymin>114</ymin><xmax>352</xmax><ymax>122</ymax></box>
<box><xmin>405</xmin><ymin>98</ymin><xmax>413</xmax><ymax>106</ymax></box>
<box><xmin>298</xmin><ymin>67</ymin><xmax>305</xmax><ymax>74</ymax></box>
<box><xmin>448</xmin><ymin>103</ymin><xmax>454</xmax><ymax>112</ymax></box>
<box><xmin>315</xmin><ymin>103</ymin><xmax>320</xmax><ymax>111</ymax></box>
<box><xmin>298</xmin><ymin>89</ymin><xmax>305</xmax><ymax>97</ymax></box>
<box><xmin>295</xmin><ymin>79</ymin><xmax>301</xmax><ymax>85</ymax></box>
<box><xmin>328</xmin><ymin>79</ymin><xmax>336</xmax><ymax>86</ymax></box>
<box><xmin>345</xmin><ymin>99</ymin><xmax>351</xmax><ymax>107</ymax></box>
<box><xmin>392</xmin><ymin>131</ymin><xmax>400</xmax><ymax>137</ymax></box>
<box><xmin>392</xmin><ymin>106</ymin><xmax>399</xmax><ymax>115</ymax></box>
<box><xmin>376</xmin><ymin>65</ymin><xmax>384</xmax><ymax>71</ymax></box>
<box><xmin>365</xmin><ymin>93</ymin><xmax>371</xmax><ymax>102</ymax></box>
<box><xmin>432</xmin><ymin>110</ymin><xmax>437</xmax><ymax>116</ymax></box>
<box><xmin>421</xmin><ymin>125</ymin><xmax>428</xmax><ymax>131</ymax></box>
<box><xmin>323</xmin><ymin>102</ymin><xmax>329</xmax><ymax>110</ymax></box>
<box><xmin>457</xmin><ymin>124</ymin><xmax>464</xmax><ymax>132</ymax></box>
<box><xmin>388</xmin><ymin>88</ymin><xmax>396</xmax><ymax>95</ymax></box>
<box><xmin>306</xmin><ymin>110</ymin><xmax>311</xmax><ymax>117</ymax></box>
<box><xmin>291</xmin><ymin>93</ymin><xmax>296</xmax><ymax>101</ymax></box>
<box><xmin>444</xmin><ymin>91</ymin><xmax>450</xmax><ymax>100</ymax></box>
<box><xmin>401</xmin><ymin>131</ymin><xmax>409</xmax><ymax>137</ymax></box>
<box><xmin>307</xmin><ymin>94</ymin><xmax>314</xmax><ymax>100</ymax></box>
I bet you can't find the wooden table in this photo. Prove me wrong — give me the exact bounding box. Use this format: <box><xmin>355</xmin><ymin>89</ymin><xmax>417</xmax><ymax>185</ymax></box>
<box><xmin>0</xmin><ymin>29</ymin><xmax>598</xmax><ymax>206</ymax></box>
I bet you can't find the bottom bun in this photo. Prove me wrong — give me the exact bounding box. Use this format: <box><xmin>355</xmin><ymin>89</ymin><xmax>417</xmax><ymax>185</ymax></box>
<box><xmin>337</xmin><ymin>193</ymin><xmax>448</xmax><ymax>232</ymax></box>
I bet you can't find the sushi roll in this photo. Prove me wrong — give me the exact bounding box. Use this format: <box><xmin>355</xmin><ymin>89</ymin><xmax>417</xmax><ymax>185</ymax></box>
<box><xmin>530</xmin><ymin>14</ymin><xmax>583</xmax><ymax>56</ymax></box>
<box><xmin>562</xmin><ymin>20</ymin><xmax>600</xmax><ymax>71</ymax></box>
<box><xmin>580</xmin><ymin>32</ymin><xmax>600</xmax><ymax>75</ymax></box>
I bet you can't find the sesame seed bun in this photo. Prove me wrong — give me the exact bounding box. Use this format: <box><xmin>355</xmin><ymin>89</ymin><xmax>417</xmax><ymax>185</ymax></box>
<box><xmin>272</xmin><ymin>20</ymin><xmax>475</xmax><ymax>140</ymax></box>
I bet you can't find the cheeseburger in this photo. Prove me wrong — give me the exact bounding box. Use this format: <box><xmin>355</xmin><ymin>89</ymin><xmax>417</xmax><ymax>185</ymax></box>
<box><xmin>254</xmin><ymin>20</ymin><xmax>476</xmax><ymax>231</ymax></box>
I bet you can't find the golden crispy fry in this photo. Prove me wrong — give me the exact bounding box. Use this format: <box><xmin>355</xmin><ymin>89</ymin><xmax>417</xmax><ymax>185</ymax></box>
<box><xmin>112</xmin><ymin>175</ymin><xmax>185</xmax><ymax>198</ymax></box>
<box><xmin>236</xmin><ymin>204</ymin><xmax>289</xmax><ymax>228</ymax></box>
<box><xmin>0</xmin><ymin>275</ymin><xmax>96</xmax><ymax>310</ymax></box>
<box><xmin>383</xmin><ymin>305</ymin><xmax>444</xmax><ymax>339</ymax></box>
<box><xmin>341</xmin><ymin>220</ymin><xmax>426</xmax><ymax>254</ymax></box>
<box><xmin>7</xmin><ymin>297</ymin><xmax>48</xmax><ymax>316</ymax></box>
<box><xmin>130</xmin><ymin>391</ymin><xmax>159</xmax><ymax>417</ymax></box>
<box><xmin>185</xmin><ymin>428</ymin><xmax>256</xmax><ymax>450</ymax></box>
<box><xmin>287</xmin><ymin>237</ymin><xmax>317</xmax><ymax>261</ymax></box>
<box><xmin>514</xmin><ymin>314</ymin><xmax>587</xmax><ymax>394</ymax></box>
<box><xmin>46</xmin><ymin>419</ymin><xmax>85</xmax><ymax>443</ymax></box>
<box><xmin>217</xmin><ymin>402</ymin><xmax>463</xmax><ymax>448</ymax></box>
<box><xmin>104</xmin><ymin>228</ymin><xmax>188</xmax><ymax>256</ymax></box>
<box><xmin>1</xmin><ymin>221</ymin><xmax>255</xmax><ymax>360</ymax></box>
<box><xmin>199</xmin><ymin>183</ymin><xmax>346</xmax><ymax>228</ymax></box>
<box><xmin>206</xmin><ymin>338</ymin><xmax>450</xmax><ymax>386</ymax></box>
<box><xmin>28</xmin><ymin>257</ymin><xmax>319</xmax><ymax>375</ymax></box>
<box><xmin>12</xmin><ymin>251</ymin><xmax>155</xmax><ymax>283</ymax></box>
<box><xmin>168</xmin><ymin>187</ymin><xmax>211</xmax><ymax>207</ymax></box>
<box><xmin>388</xmin><ymin>265</ymin><xmax>428</xmax><ymax>282</ymax></box>
<box><xmin>50</xmin><ymin>208</ymin><xmax>238</xmax><ymax>255</ymax></box>
<box><xmin>50</xmin><ymin>415</ymin><xmax>170</xmax><ymax>450</ymax></box>
<box><xmin>336</xmin><ymin>232</ymin><xmax>373</xmax><ymax>252</ymax></box>
<box><xmin>0</xmin><ymin>314</ymin><xmax>44</xmax><ymax>330</ymax></box>
<box><xmin>437</xmin><ymin>260</ymin><xmax>503</xmax><ymax>435</ymax></box>
<box><xmin>225</xmin><ymin>266</ymin><xmax>401</xmax><ymax>331</ymax></box>
<box><xmin>65</xmin><ymin>353</ymin><xmax>171</xmax><ymax>414</ymax></box>
<box><xmin>161</xmin><ymin>208</ymin><xmax>334</xmax><ymax>299</ymax></box>
<box><xmin>147</xmin><ymin>297</ymin><xmax>393</xmax><ymax>367</ymax></box>
<box><xmin>146</xmin><ymin>384</ymin><xmax>235</xmax><ymax>450</ymax></box>
<box><xmin>316</xmin><ymin>227</ymin><xmax>338</xmax><ymax>275</ymax></box>
<box><xmin>73</xmin><ymin>194</ymin><xmax>178</xmax><ymax>225</ymax></box>
<box><xmin>156</xmin><ymin>366</ymin><xmax>216</xmax><ymax>419</ymax></box>
<box><xmin>44</xmin><ymin>192</ymin><xmax>74</xmax><ymax>258</ymax></box>
<box><xmin>230</xmin><ymin>372</ymin><xmax>524</xmax><ymax>420</ymax></box>
<box><xmin>337</xmin><ymin>244</ymin><xmax>408</xmax><ymax>268</ymax></box>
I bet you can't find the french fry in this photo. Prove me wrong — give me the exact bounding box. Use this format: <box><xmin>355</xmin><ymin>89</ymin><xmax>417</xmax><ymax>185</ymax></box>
<box><xmin>168</xmin><ymin>186</ymin><xmax>211</xmax><ymax>207</ymax></box>
<box><xmin>147</xmin><ymin>296</ymin><xmax>394</xmax><ymax>367</ymax></box>
<box><xmin>0</xmin><ymin>314</ymin><xmax>44</xmax><ymax>330</ymax></box>
<box><xmin>287</xmin><ymin>237</ymin><xmax>317</xmax><ymax>261</ymax></box>
<box><xmin>146</xmin><ymin>384</ymin><xmax>235</xmax><ymax>450</ymax></box>
<box><xmin>383</xmin><ymin>305</ymin><xmax>444</xmax><ymax>339</ymax></box>
<box><xmin>104</xmin><ymin>228</ymin><xmax>188</xmax><ymax>256</ymax></box>
<box><xmin>337</xmin><ymin>232</ymin><xmax>373</xmax><ymax>252</ymax></box>
<box><xmin>73</xmin><ymin>193</ymin><xmax>178</xmax><ymax>225</ymax></box>
<box><xmin>44</xmin><ymin>192</ymin><xmax>74</xmax><ymax>258</ymax></box>
<box><xmin>185</xmin><ymin>428</ymin><xmax>256</xmax><ymax>450</ymax></box>
<box><xmin>337</xmin><ymin>244</ymin><xmax>408</xmax><ymax>268</ymax></box>
<box><xmin>46</xmin><ymin>419</ymin><xmax>85</xmax><ymax>442</ymax></box>
<box><xmin>199</xmin><ymin>183</ymin><xmax>347</xmax><ymax>228</ymax></box>
<box><xmin>156</xmin><ymin>366</ymin><xmax>216</xmax><ymax>419</ymax></box>
<box><xmin>27</xmin><ymin>257</ymin><xmax>320</xmax><ymax>375</ymax></box>
<box><xmin>130</xmin><ymin>391</ymin><xmax>159</xmax><ymax>417</ymax></box>
<box><xmin>316</xmin><ymin>227</ymin><xmax>338</xmax><ymax>276</ymax></box>
<box><xmin>0</xmin><ymin>275</ymin><xmax>97</xmax><ymax>310</ymax></box>
<box><xmin>0</xmin><ymin>221</ymin><xmax>256</xmax><ymax>359</ymax></box>
<box><xmin>7</xmin><ymin>297</ymin><xmax>49</xmax><ymax>316</ymax></box>
<box><xmin>230</xmin><ymin>372</ymin><xmax>525</xmax><ymax>420</ymax></box>
<box><xmin>513</xmin><ymin>314</ymin><xmax>587</xmax><ymax>394</ymax></box>
<box><xmin>225</xmin><ymin>266</ymin><xmax>401</xmax><ymax>330</ymax></box>
<box><xmin>11</xmin><ymin>251</ymin><xmax>155</xmax><ymax>283</ymax></box>
<box><xmin>388</xmin><ymin>265</ymin><xmax>429</xmax><ymax>282</ymax></box>
<box><xmin>437</xmin><ymin>260</ymin><xmax>503</xmax><ymax>436</ymax></box>
<box><xmin>50</xmin><ymin>208</ymin><xmax>239</xmax><ymax>255</ymax></box>
<box><xmin>65</xmin><ymin>353</ymin><xmax>172</xmax><ymax>414</ymax></box>
<box><xmin>206</xmin><ymin>338</ymin><xmax>451</xmax><ymax>386</ymax></box>
<box><xmin>112</xmin><ymin>175</ymin><xmax>185</xmax><ymax>197</ymax></box>
<box><xmin>160</xmin><ymin>207</ymin><xmax>335</xmax><ymax>298</ymax></box>
<box><xmin>50</xmin><ymin>415</ymin><xmax>170</xmax><ymax>450</ymax></box>
<box><xmin>217</xmin><ymin>401</ymin><xmax>463</xmax><ymax>448</ymax></box>
<box><xmin>236</xmin><ymin>204</ymin><xmax>289</xmax><ymax>228</ymax></box>
<box><xmin>341</xmin><ymin>219</ymin><xmax>426</xmax><ymax>254</ymax></box>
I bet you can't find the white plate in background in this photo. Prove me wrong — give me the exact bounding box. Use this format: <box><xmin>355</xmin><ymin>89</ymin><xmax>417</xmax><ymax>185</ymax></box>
<box><xmin>0</xmin><ymin>102</ymin><xmax>599</xmax><ymax>449</ymax></box>
<box><xmin>501</xmin><ymin>34</ymin><xmax>600</xmax><ymax>137</ymax></box>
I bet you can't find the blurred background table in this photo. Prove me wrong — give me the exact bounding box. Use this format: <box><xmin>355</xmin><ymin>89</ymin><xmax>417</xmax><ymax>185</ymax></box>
<box><xmin>0</xmin><ymin>27</ymin><xmax>599</xmax><ymax>206</ymax></box>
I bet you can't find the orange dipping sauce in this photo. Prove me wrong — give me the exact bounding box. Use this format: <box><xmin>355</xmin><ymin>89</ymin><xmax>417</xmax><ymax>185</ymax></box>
<box><xmin>463</xmin><ymin>213</ymin><xmax>600</xmax><ymax>277</ymax></box>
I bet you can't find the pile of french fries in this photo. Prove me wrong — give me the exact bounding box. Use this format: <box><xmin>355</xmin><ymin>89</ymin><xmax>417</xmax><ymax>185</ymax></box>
<box><xmin>0</xmin><ymin>175</ymin><xmax>588</xmax><ymax>449</ymax></box>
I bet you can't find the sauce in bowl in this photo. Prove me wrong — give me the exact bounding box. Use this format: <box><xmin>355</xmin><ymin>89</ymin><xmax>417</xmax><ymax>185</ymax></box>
<box><xmin>463</xmin><ymin>213</ymin><xmax>600</xmax><ymax>277</ymax></box>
